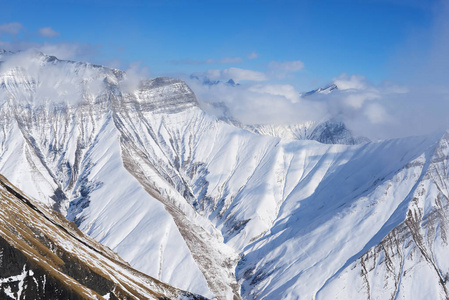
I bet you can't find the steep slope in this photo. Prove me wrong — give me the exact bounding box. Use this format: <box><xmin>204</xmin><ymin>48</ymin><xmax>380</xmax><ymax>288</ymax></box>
<box><xmin>316</xmin><ymin>131</ymin><xmax>449</xmax><ymax>299</ymax></box>
<box><xmin>0</xmin><ymin>174</ymin><xmax>206</xmax><ymax>300</ymax></box>
<box><xmin>235</xmin><ymin>133</ymin><xmax>443</xmax><ymax>298</ymax></box>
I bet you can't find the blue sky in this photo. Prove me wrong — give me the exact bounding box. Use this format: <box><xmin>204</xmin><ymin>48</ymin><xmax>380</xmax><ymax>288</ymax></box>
<box><xmin>0</xmin><ymin>0</ymin><xmax>439</xmax><ymax>90</ymax></box>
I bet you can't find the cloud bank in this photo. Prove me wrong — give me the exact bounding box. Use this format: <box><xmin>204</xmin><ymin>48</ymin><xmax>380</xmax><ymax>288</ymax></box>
<box><xmin>186</xmin><ymin>69</ymin><xmax>449</xmax><ymax>141</ymax></box>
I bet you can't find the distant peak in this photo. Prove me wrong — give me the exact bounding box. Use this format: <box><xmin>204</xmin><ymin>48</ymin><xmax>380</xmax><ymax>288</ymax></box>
<box><xmin>226</xmin><ymin>79</ymin><xmax>239</xmax><ymax>86</ymax></box>
<box><xmin>302</xmin><ymin>83</ymin><xmax>338</xmax><ymax>97</ymax></box>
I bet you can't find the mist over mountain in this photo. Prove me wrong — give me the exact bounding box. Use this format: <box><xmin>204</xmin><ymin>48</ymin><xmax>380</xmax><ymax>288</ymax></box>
<box><xmin>182</xmin><ymin>68</ymin><xmax>449</xmax><ymax>142</ymax></box>
<box><xmin>0</xmin><ymin>49</ymin><xmax>448</xmax><ymax>300</ymax></box>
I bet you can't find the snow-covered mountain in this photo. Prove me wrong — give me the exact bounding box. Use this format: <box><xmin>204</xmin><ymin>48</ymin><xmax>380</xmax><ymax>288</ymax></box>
<box><xmin>1</xmin><ymin>50</ymin><xmax>449</xmax><ymax>299</ymax></box>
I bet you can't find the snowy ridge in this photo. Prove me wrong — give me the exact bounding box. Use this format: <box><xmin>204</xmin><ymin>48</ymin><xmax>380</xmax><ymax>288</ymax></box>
<box><xmin>1</xmin><ymin>50</ymin><xmax>449</xmax><ymax>299</ymax></box>
<box><xmin>302</xmin><ymin>83</ymin><xmax>338</xmax><ymax>97</ymax></box>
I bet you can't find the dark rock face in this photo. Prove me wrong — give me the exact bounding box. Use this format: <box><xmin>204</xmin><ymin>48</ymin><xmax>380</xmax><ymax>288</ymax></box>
<box><xmin>310</xmin><ymin>120</ymin><xmax>370</xmax><ymax>145</ymax></box>
<box><xmin>0</xmin><ymin>236</ymin><xmax>85</xmax><ymax>300</ymax></box>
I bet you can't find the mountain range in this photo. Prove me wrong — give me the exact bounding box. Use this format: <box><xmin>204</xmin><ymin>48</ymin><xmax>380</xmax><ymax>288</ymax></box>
<box><xmin>0</xmin><ymin>49</ymin><xmax>448</xmax><ymax>299</ymax></box>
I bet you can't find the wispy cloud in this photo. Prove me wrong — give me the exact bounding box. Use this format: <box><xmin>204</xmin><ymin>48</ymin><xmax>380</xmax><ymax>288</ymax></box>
<box><xmin>333</xmin><ymin>73</ymin><xmax>369</xmax><ymax>90</ymax></box>
<box><xmin>197</xmin><ymin>67</ymin><xmax>267</xmax><ymax>82</ymax></box>
<box><xmin>220</xmin><ymin>57</ymin><xmax>243</xmax><ymax>63</ymax></box>
<box><xmin>194</xmin><ymin>59</ymin><xmax>305</xmax><ymax>84</ymax></box>
<box><xmin>171</xmin><ymin>56</ymin><xmax>242</xmax><ymax>65</ymax></box>
<box><xmin>0</xmin><ymin>22</ymin><xmax>23</xmax><ymax>36</ymax></box>
<box><xmin>267</xmin><ymin>60</ymin><xmax>305</xmax><ymax>79</ymax></box>
<box><xmin>247</xmin><ymin>51</ymin><xmax>259</xmax><ymax>59</ymax></box>
<box><xmin>119</xmin><ymin>61</ymin><xmax>150</xmax><ymax>93</ymax></box>
<box><xmin>38</xmin><ymin>27</ymin><xmax>60</xmax><ymax>38</ymax></box>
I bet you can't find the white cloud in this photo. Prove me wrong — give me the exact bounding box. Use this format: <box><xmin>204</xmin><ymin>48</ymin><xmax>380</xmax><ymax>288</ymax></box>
<box><xmin>363</xmin><ymin>103</ymin><xmax>389</xmax><ymax>124</ymax></box>
<box><xmin>185</xmin><ymin>75</ymin><xmax>326</xmax><ymax>125</ymax></box>
<box><xmin>248</xmin><ymin>84</ymin><xmax>301</xmax><ymax>103</ymax></box>
<box><xmin>342</xmin><ymin>92</ymin><xmax>380</xmax><ymax>109</ymax></box>
<box><xmin>333</xmin><ymin>73</ymin><xmax>368</xmax><ymax>90</ymax></box>
<box><xmin>0</xmin><ymin>22</ymin><xmax>23</xmax><ymax>36</ymax></box>
<box><xmin>119</xmin><ymin>62</ymin><xmax>150</xmax><ymax>93</ymax></box>
<box><xmin>38</xmin><ymin>27</ymin><xmax>60</xmax><ymax>38</ymax></box>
